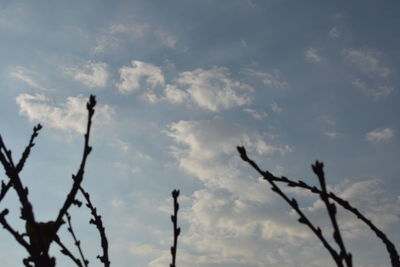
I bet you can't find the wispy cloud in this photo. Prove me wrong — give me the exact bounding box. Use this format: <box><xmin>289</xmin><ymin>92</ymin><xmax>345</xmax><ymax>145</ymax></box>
<box><xmin>9</xmin><ymin>66</ymin><xmax>52</xmax><ymax>91</ymax></box>
<box><xmin>366</xmin><ymin>128</ymin><xmax>394</xmax><ymax>142</ymax></box>
<box><xmin>305</xmin><ymin>48</ymin><xmax>326</xmax><ymax>63</ymax></box>
<box><xmin>328</xmin><ymin>27</ymin><xmax>340</xmax><ymax>39</ymax></box>
<box><xmin>343</xmin><ymin>49</ymin><xmax>392</xmax><ymax>77</ymax></box>
<box><xmin>243</xmin><ymin>108</ymin><xmax>268</xmax><ymax>119</ymax></box>
<box><xmin>352</xmin><ymin>79</ymin><xmax>394</xmax><ymax>100</ymax></box>
<box><xmin>64</xmin><ymin>61</ymin><xmax>109</xmax><ymax>89</ymax></box>
<box><xmin>244</xmin><ymin>68</ymin><xmax>288</xmax><ymax>88</ymax></box>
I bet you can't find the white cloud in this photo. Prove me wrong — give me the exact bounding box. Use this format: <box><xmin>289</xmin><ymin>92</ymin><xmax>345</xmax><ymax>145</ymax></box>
<box><xmin>164</xmin><ymin>84</ymin><xmax>189</xmax><ymax>103</ymax></box>
<box><xmin>9</xmin><ymin>66</ymin><xmax>51</xmax><ymax>91</ymax></box>
<box><xmin>64</xmin><ymin>61</ymin><xmax>108</xmax><ymax>88</ymax></box>
<box><xmin>175</xmin><ymin>66</ymin><xmax>253</xmax><ymax>111</ymax></box>
<box><xmin>366</xmin><ymin>128</ymin><xmax>394</xmax><ymax>142</ymax></box>
<box><xmin>352</xmin><ymin>79</ymin><xmax>394</xmax><ymax>100</ymax></box>
<box><xmin>243</xmin><ymin>108</ymin><xmax>268</xmax><ymax>120</ymax></box>
<box><xmin>116</xmin><ymin>61</ymin><xmax>165</xmax><ymax>94</ymax></box>
<box><xmin>245</xmin><ymin>68</ymin><xmax>288</xmax><ymax>88</ymax></box>
<box><xmin>15</xmin><ymin>93</ymin><xmax>114</xmax><ymax>134</ymax></box>
<box><xmin>165</xmin><ymin>117</ymin><xmax>291</xmax><ymax>199</ymax></box>
<box><xmin>305</xmin><ymin>48</ymin><xmax>326</xmax><ymax>63</ymax></box>
<box><xmin>343</xmin><ymin>49</ymin><xmax>392</xmax><ymax>77</ymax></box>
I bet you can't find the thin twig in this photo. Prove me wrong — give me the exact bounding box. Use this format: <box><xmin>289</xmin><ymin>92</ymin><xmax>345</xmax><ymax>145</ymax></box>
<box><xmin>170</xmin><ymin>189</ymin><xmax>180</xmax><ymax>267</ymax></box>
<box><xmin>54</xmin><ymin>235</ymin><xmax>83</xmax><ymax>267</ymax></box>
<box><xmin>65</xmin><ymin>212</ymin><xmax>89</xmax><ymax>267</ymax></box>
<box><xmin>79</xmin><ymin>185</ymin><xmax>110</xmax><ymax>267</ymax></box>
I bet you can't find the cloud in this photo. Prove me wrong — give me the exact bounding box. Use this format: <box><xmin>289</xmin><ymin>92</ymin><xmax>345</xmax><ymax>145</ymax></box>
<box><xmin>324</xmin><ymin>131</ymin><xmax>339</xmax><ymax>140</ymax></box>
<box><xmin>244</xmin><ymin>68</ymin><xmax>288</xmax><ymax>88</ymax></box>
<box><xmin>343</xmin><ymin>49</ymin><xmax>392</xmax><ymax>77</ymax></box>
<box><xmin>305</xmin><ymin>48</ymin><xmax>326</xmax><ymax>63</ymax></box>
<box><xmin>92</xmin><ymin>23</ymin><xmax>178</xmax><ymax>53</ymax></box>
<box><xmin>64</xmin><ymin>61</ymin><xmax>109</xmax><ymax>88</ymax></box>
<box><xmin>174</xmin><ymin>66</ymin><xmax>253</xmax><ymax>111</ymax></box>
<box><xmin>243</xmin><ymin>108</ymin><xmax>268</xmax><ymax>119</ymax></box>
<box><xmin>15</xmin><ymin>93</ymin><xmax>114</xmax><ymax>134</ymax></box>
<box><xmin>328</xmin><ymin>27</ymin><xmax>340</xmax><ymax>39</ymax></box>
<box><xmin>154</xmin><ymin>30</ymin><xmax>177</xmax><ymax>48</ymax></box>
<box><xmin>352</xmin><ymin>79</ymin><xmax>394</xmax><ymax>100</ymax></box>
<box><xmin>271</xmin><ymin>102</ymin><xmax>282</xmax><ymax>113</ymax></box>
<box><xmin>366</xmin><ymin>128</ymin><xmax>394</xmax><ymax>142</ymax></box>
<box><xmin>116</xmin><ymin>61</ymin><xmax>165</xmax><ymax>94</ymax></box>
<box><xmin>164</xmin><ymin>84</ymin><xmax>189</xmax><ymax>103</ymax></box>
<box><xmin>9</xmin><ymin>66</ymin><xmax>51</xmax><ymax>91</ymax></box>
<box><xmin>165</xmin><ymin>117</ymin><xmax>291</xmax><ymax>199</ymax></box>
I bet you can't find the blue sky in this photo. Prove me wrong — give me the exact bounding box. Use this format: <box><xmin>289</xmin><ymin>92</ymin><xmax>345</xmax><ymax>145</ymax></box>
<box><xmin>0</xmin><ymin>0</ymin><xmax>399</xmax><ymax>266</ymax></box>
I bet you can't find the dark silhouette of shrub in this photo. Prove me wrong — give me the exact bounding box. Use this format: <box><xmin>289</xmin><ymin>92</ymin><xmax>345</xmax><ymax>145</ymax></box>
<box><xmin>0</xmin><ymin>95</ymin><xmax>110</xmax><ymax>267</ymax></box>
<box><xmin>0</xmin><ymin>95</ymin><xmax>181</xmax><ymax>267</ymax></box>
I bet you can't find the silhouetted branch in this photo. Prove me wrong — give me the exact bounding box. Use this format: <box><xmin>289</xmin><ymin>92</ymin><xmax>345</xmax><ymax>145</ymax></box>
<box><xmin>237</xmin><ymin>146</ymin><xmax>400</xmax><ymax>267</ymax></box>
<box><xmin>0</xmin><ymin>209</ymin><xmax>31</xmax><ymax>252</ymax></box>
<box><xmin>170</xmin><ymin>189</ymin><xmax>180</xmax><ymax>267</ymax></box>
<box><xmin>0</xmin><ymin>133</ymin><xmax>50</xmax><ymax>266</ymax></box>
<box><xmin>54</xmin><ymin>95</ymin><xmax>96</xmax><ymax>234</ymax></box>
<box><xmin>0</xmin><ymin>124</ymin><xmax>42</xmax><ymax>203</ymax></box>
<box><xmin>79</xmin><ymin>185</ymin><xmax>110</xmax><ymax>267</ymax></box>
<box><xmin>54</xmin><ymin>235</ymin><xmax>83</xmax><ymax>267</ymax></box>
<box><xmin>278</xmin><ymin>174</ymin><xmax>399</xmax><ymax>266</ymax></box>
<box><xmin>238</xmin><ymin>146</ymin><xmax>343</xmax><ymax>266</ymax></box>
<box><xmin>65</xmin><ymin>212</ymin><xmax>89</xmax><ymax>267</ymax></box>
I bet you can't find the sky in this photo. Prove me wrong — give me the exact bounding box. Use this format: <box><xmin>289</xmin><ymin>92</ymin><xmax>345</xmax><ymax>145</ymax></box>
<box><xmin>0</xmin><ymin>0</ymin><xmax>399</xmax><ymax>266</ymax></box>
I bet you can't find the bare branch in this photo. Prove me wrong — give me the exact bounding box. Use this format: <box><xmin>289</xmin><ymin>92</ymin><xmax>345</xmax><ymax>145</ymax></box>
<box><xmin>79</xmin><ymin>185</ymin><xmax>110</xmax><ymax>267</ymax></box>
<box><xmin>54</xmin><ymin>95</ymin><xmax>96</xmax><ymax>233</ymax></box>
<box><xmin>170</xmin><ymin>189</ymin><xmax>180</xmax><ymax>267</ymax></box>
<box><xmin>65</xmin><ymin>212</ymin><xmax>89</xmax><ymax>267</ymax></box>
<box><xmin>238</xmin><ymin>146</ymin><xmax>343</xmax><ymax>266</ymax></box>
<box><xmin>54</xmin><ymin>235</ymin><xmax>83</xmax><ymax>267</ymax></box>
<box><xmin>312</xmin><ymin>161</ymin><xmax>352</xmax><ymax>266</ymax></box>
